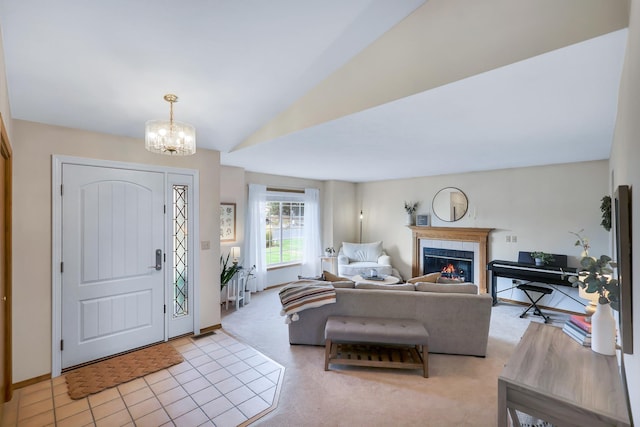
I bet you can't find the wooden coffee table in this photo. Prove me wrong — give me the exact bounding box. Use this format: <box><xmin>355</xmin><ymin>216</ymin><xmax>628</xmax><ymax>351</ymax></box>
<box><xmin>352</xmin><ymin>274</ymin><xmax>400</xmax><ymax>285</ymax></box>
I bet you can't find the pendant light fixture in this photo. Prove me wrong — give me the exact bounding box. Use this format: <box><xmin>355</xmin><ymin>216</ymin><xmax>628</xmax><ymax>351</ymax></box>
<box><xmin>145</xmin><ymin>94</ymin><xmax>196</xmax><ymax>155</ymax></box>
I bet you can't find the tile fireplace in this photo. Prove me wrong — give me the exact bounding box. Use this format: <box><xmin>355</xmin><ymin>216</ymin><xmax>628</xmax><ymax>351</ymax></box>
<box><xmin>409</xmin><ymin>226</ymin><xmax>493</xmax><ymax>293</ymax></box>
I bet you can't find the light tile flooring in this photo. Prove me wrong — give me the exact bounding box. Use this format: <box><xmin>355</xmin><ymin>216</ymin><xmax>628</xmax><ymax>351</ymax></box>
<box><xmin>1</xmin><ymin>331</ymin><xmax>284</xmax><ymax>427</ymax></box>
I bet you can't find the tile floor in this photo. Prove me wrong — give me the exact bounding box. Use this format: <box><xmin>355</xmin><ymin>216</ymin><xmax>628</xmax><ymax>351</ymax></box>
<box><xmin>1</xmin><ymin>331</ymin><xmax>285</xmax><ymax>427</ymax></box>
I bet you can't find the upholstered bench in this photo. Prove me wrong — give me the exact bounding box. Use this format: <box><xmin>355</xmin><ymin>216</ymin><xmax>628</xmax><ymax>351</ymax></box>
<box><xmin>324</xmin><ymin>316</ymin><xmax>429</xmax><ymax>377</ymax></box>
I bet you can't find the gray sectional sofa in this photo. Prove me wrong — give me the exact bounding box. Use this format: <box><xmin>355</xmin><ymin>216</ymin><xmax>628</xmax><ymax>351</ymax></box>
<box><xmin>287</xmin><ymin>280</ymin><xmax>493</xmax><ymax>357</ymax></box>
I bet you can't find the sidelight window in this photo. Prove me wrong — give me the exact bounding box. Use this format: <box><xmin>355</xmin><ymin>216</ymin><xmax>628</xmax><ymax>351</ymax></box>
<box><xmin>172</xmin><ymin>184</ymin><xmax>188</xmax><ymax>317</ymax></box>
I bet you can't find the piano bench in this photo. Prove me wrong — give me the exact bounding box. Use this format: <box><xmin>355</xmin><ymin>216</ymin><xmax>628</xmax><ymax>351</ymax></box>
<box><xmin>517</xmin><ymin>284</ymin><xmax>553</xmax><ymax>323</ymax></box>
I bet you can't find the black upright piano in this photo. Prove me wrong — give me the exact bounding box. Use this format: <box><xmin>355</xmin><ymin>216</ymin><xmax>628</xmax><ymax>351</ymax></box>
<box><xmin>487</xmin><ymin>252</ymin><xmax>578</xmax><ymax>305</ymax></box>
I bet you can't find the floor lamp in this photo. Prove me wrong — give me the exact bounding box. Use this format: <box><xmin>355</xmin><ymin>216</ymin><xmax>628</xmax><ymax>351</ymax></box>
<box><xmin>359</xmin><ymin>210</ymin><xmax>363</xmax><ymax>243</ymax></box>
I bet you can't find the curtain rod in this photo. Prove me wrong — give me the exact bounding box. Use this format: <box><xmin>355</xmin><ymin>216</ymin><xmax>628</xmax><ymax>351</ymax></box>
<box><xmin>266</xmin><ymin>187</ymin><xmax>305</xmax><ymax>194</ymax></box>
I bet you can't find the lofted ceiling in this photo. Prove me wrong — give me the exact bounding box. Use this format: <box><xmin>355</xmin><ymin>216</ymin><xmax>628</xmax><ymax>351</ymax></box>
<box><xmin>0</xmin><ymin>0</ymin><xmax>629</xmax><ymax>182</ymax></box>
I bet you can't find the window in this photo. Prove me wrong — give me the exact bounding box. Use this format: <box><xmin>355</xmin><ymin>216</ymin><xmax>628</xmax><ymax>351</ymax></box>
<box><xmin>265</xmin><ymin>200</ymin><xmax>304</xmax><ymax>266</ymax></box>
<box><xmin>172</xmin><ymin>184</ymin><xmax>188</xmax><ymax>317</ymax></box>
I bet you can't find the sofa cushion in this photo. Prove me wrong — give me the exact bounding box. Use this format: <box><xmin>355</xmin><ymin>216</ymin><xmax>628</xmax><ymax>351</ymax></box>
<box><xmin>355</xmin><ymin>282</ymin><xmax>415</xmax><ymax>291</ymax></box>
<box><xmin>415</xmin><ymin>282</ymin><xmax>478</xmax><ymax>294</ymax></box>
<box><xmin>407</xmin><ymin>272</ymin><xmax>441</xmax><ymax>284</ymax></box>
<box><xmin>342</xmin><ymin>241</ymin><xmax>383</xmax><ymax>262</ymax></box>
<box><xmin>331</xmin><ymin>280</ymin><xmax>355</xmax><ymax>289</ymax></box>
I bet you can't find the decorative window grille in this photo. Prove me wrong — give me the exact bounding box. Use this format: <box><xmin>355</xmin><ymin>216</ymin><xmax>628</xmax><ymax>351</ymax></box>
<box><xmin>172</xmin><ymin>185</ymin><xmax>188</xmax><ymax>317</ymax></box>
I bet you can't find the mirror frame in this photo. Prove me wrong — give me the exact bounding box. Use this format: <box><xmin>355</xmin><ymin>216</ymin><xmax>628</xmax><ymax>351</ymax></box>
<box><xmin>432</xmin><ymin>187</ymin><xmax>468</xmax><ymax>222</ymax></box>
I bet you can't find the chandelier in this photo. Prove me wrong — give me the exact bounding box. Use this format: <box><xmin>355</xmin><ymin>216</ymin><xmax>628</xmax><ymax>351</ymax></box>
<box><xmin>145</xmin><ymin>94</ymin><xmax>196</xmax><ymax>155</ymax></box>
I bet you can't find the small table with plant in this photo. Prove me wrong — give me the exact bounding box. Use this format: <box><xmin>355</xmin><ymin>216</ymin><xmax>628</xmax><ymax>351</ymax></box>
<box><xmin>221</xmin><ymin>254</ymin><xmax>245</xmax><ymax>310</ymax></box>
<box><xmin>321</xmin><ymin>247</ymin><xmax>338</xmax><ymax>275</ymax></box>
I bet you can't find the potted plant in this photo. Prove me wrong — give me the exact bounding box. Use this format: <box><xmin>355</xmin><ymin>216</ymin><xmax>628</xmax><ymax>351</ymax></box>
<box><xmin>404</xmin><ymin>201</ymin><xmax>419</xmax><ymax>225</ymax></box>
<box><xmin>325</xmin><ymin>247</ymin><xmax>336</xmax><ymax>257</ymax></box>
<box><xmin>220</xmin><ymin>253</ymin><xmax>242</xmax><ymax>290</ymax></box>
<box><xmin>530</xmin><ymin>251</ymin><xmax>554</xmax><ymax>266</ymax></box>
<box><xmin>568</xmin><ymin>230</ymin><xmax>619</xmax><ymax>355</ymax></box>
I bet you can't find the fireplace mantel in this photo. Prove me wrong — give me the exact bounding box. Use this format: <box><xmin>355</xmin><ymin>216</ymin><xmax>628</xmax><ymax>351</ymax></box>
<box><xmin>409</xmin><ymin>226</ymin><xmax>493</xmax><ymax>293</ymax></box>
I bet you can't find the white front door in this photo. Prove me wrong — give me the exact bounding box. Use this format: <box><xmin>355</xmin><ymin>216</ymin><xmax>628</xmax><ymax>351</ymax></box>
<box><xmin>61</xmin><ymin>164</ymin><xmax>165</xmax><ymax>369</ymax></box>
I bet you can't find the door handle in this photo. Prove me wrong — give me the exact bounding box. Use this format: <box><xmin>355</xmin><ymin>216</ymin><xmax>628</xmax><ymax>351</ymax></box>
<box><xmin>148</xmin><ymin>249</ymin><xmax>162</xmax><ymax>271</ymax></box>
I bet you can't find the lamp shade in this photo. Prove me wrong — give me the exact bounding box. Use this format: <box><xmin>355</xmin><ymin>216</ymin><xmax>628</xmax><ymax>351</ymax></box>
<box><xmin>231</xmin><ymin>247</ymin><xmax>241</xmax><ymax>261</ymax></box>
<box><xmin>145</xmin><ymin>94</ymin><xmax>196</xmax><ymax>156</ymax></box>
<box><xmin>145</xmin><ymin>119</ymin><xmax>196</xmax><ymax>155</ymax></box>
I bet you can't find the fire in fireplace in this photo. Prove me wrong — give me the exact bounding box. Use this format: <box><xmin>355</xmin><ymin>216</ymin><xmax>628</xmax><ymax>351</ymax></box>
<box><xmin>424</xmin><ymin>248</ymin><xmax>474</xmax><ymax>282</ymax></box>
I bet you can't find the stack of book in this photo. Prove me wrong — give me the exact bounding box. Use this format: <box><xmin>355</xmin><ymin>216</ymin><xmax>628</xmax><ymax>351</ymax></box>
<box><xmin>562</xmin><ymin>315</ymin><xmax>592</xmax><ymax>346</ymax></box>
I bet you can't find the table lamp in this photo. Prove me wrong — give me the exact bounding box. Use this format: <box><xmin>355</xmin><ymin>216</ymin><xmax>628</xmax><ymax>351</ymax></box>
<box><xmin>231</xmin><ymin>247</ymin><xmax>241</xmax><ymax>265</ymax></box>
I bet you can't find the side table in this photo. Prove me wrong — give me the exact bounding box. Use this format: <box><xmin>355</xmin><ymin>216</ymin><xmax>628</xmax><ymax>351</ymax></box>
<box><xmin>320</xmin><ymin>256</ymin><xmax>338</xmax><ymax>275</ymax></box>
<box><xmin>498</xmin><ymin>322</ymin><xmax>630</xmax><ymax>426</ymax></box>
<box><xmin>225</xmin><ymin>269</ymin><xmax>245</xmax><ymax>310</ymax></box>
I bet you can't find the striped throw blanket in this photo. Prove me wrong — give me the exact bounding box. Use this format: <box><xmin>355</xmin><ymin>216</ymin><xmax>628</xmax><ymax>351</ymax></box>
<box><xmin>279</xmin><ymin>280</ymin><xmax>336</xmax><ymax>323</ymax></box>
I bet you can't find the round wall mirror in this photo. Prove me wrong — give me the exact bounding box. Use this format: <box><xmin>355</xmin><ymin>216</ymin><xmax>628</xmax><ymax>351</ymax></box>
<box><xmin>432</xmin><ymin>187</ymin><xmax>468</xmax><ymax>222</ymax></box>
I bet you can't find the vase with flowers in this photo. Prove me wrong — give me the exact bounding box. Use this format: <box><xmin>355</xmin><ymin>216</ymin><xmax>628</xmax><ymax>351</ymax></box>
<box><xmin>568</xmin><ymin>230</ymin><xmax>619</xmax><ymax>355</ymax></box>
<box><xmin>404</xmin><ymin>201</ymin><xmax>419</xmax><ymax>226</ymax></box>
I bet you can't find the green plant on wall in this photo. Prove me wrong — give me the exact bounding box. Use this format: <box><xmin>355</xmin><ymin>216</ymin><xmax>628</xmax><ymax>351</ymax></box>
<box><xmin>600</xmin><ymin>195</ymin><xmax>611</xmax><ymax>231</ymax></box>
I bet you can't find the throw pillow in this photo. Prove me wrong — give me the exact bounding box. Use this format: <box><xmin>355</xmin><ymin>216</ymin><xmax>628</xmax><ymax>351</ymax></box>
<box><xmin>342</xmin><ymin>241</ymin><xmax>383</xmax><ymax>262</ymax></box>
<box><xmin>355</xmin><ymin>282</ymin><xmax>415</xmax><ymax>291</ymax></box>
<box><xmin>407</xmin><ymin>272</ymin><xmax>441</xmax><ymax>284</ymax></box>
<box><xmin>323</xmin><ymin>270</ymin><xmax>350</xmax><ymax>282</ymax></box>
<box><xmin>415</xmin><ymin>282</ymin><xmax>478</xmax><ymax>294</ymax></box>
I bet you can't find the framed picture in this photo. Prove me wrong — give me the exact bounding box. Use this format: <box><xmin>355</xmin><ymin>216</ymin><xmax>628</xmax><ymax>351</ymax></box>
<box><xmin>614</xmin><ymin>185</ymin><xmax>633</xmax><ymax>354</ymax></box>
<box><xmin>220</xmin><ymin>203</ymin><xmax>236</xmax><ymax>242</ymax></box>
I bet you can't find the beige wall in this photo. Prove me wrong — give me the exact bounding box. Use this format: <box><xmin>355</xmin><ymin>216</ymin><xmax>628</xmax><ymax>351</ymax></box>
<box><xmin>323</xmin><ymin>180</ymin><xmax>358</xmax><ymax>251</ymax></box>
<box><xmin>220</xmin><ymin>166</ymin><xmax>246</xmax><ymax>256</ymax></box>
<box><xmin>356</xmin><ymin>160</ymin><xmax>609</xmax><ymax>312</ymax></box>
<box><xmin>12</xmin><ymin>120</ymin><xmax>221</xmax><ymax>382</ymax></box>
<box><xmin>610</xmin><ymin>0</ymin><xmax>640</xmax><ymax>420</ymax></box>
<box><xmin>357</xmin><ymin>161</ymin><xmax>610</xmax><ymax>277</ymax></box>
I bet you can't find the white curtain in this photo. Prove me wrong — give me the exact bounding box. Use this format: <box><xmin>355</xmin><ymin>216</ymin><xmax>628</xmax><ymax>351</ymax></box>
<box><xmin>301</xmin><ymin>188</ymin><xmax>321</xmax><ymax>277</ymax></box>
<box><xmin>246</xmin><ymin>184</ymin><xmax>267</xmax><ymax>292</ymax></box>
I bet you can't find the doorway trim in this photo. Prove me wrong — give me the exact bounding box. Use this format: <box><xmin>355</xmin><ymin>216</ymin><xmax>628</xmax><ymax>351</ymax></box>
<box><xmin>0</xmin><ymin>113</ymin><xmax>12</xmax><ymax>403</ymax></box>
<box><xmin>51</xmin><ymin>155</ymin><xmax>200</xmax><ymax>377</ymax></box>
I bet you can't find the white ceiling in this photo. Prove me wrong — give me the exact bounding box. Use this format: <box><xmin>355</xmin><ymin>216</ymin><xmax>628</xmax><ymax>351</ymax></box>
<box><xmin>0</xmin><ymin>0</ymin><xmax>629</xmax><ymax>182</ymax></box>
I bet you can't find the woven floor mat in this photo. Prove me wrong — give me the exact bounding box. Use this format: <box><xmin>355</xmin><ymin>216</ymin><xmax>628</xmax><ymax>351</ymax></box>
<box><xmin>65</xmin><ymin>343</ymin><xmax>184</xmax><ymax>400</ymax></box>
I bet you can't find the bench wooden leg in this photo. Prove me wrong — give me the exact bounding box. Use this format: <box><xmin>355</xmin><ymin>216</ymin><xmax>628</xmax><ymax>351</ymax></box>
<box><xmin>324</xmin><ymin>339</ymin><xmax>332</xmax><ymax>371</ymax></box>
<box><xmin>421</xmin><ymin>344</ymin><xmax>429</xmax><ymax>378</ymax></box>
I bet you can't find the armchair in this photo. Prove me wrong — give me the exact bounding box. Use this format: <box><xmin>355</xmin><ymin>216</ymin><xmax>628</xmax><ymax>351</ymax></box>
<box><xmin>337</xmin><ymin>241</ymin><xmax>393</xmax><ymax>277</ymax></box>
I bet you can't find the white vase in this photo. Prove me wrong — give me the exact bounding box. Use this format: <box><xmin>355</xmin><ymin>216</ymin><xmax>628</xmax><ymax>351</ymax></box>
<box><xmin>406</xmin><ymin>213</ymin><xmax>414</xmax><ymax>226</ymax></box>
<box><xmin>591</xmin><ymin>302</ymin><xmax>616</xmax><ymax>355</ymax></box>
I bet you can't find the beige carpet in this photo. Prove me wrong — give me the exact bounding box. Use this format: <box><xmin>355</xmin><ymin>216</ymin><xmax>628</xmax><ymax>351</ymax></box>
<box><xmin>222</xmin><ymin>287</ymin><xmax>568</xmax><ymax>426</ymax></box>
<box><xmin>65</xmin><ymin>342</ymin><xmax>184</xmax><ymax>400</ymax></box>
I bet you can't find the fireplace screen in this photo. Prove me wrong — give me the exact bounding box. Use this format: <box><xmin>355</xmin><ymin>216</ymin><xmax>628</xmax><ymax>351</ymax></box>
<box><xmin>423</xmin><ymin>248</ymin><xmax>474</xmax><ymax>282</ymax></box>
